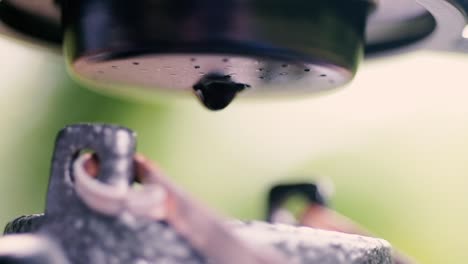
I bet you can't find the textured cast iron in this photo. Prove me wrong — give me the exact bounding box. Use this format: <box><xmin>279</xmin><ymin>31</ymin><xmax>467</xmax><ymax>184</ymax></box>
<box><xmin>1</xmin><ymin>124</ymin><xmax>393</xmax><ymax>264</ymax></box>
<box><xmin>4</xmin><ymin>124</ymin><xmax>205</xmax><ymax>264</ymax></box>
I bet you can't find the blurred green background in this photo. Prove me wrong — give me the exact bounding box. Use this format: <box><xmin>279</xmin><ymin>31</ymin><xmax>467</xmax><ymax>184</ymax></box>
<box><xmin>1</xmin><ymin>36</ymin><xmax>468</xmax><ymax>264</ymax></box>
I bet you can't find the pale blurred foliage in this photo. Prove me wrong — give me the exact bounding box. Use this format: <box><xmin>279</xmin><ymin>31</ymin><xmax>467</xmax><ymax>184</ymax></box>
<box><xmin>1</xmin><ymin>36</ymin><xmax>468</xmax><ymax>264</ymax></box>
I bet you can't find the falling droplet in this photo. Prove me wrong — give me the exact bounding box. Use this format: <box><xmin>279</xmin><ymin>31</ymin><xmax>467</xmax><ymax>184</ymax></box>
<box><xmin>193</xmin><ymin>73</ymin><xmax>249</xmax><ymax>111</ymax></box>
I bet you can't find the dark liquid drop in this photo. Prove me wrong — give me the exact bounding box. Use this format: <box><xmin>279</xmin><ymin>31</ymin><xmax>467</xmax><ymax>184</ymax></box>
<box><xmin>193</xmin><ymin>73</ymin><xmax>249</xmax><ymax>111</ymax></box>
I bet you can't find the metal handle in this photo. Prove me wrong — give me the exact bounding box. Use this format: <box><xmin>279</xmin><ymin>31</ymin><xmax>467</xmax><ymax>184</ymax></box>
<box><xmin>45</xmin><ymin>124</ymin><xmax>136</xmax><ymax>216</ymax></box>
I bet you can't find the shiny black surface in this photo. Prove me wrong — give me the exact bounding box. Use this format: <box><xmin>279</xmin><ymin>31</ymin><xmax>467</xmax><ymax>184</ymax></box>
<box><xmin>62</xmin><ymin>0</ymin><xmax>370</xmax><ymax>102</ymax></box>
<box><xmin>193</xmin><ymin>73</ymin><xmax>249</xmax><ymax>110</ymax></box>
<box><xmin>64</xmin><ymin>0</ymin><xmax>370</xmax><ymax>66</ymax></box>
<box><xmin>2</xmin><ymin>0</ymin><xmax>468</xmax><ymax>54</ymax></box>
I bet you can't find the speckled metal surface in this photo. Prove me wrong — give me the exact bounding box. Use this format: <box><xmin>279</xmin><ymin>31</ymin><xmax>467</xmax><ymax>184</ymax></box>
<box><xmin>4</xmin><ymin>214</ymin><xmax>392</xmax><ymax>264</ymax></box>
<box><xmin>43</xmin><ymin>124</ymin><xmax>204</xmax><ymax>264</ymax></box>
<box><xmin>1</xmin><ymin>124</ymin><xmax>393</xmax><ymax>264</ymax></box>
<box><xmin>233</xmin><ymin>221</ymin><xmax>392</xmax><ymax>264</ymax></box>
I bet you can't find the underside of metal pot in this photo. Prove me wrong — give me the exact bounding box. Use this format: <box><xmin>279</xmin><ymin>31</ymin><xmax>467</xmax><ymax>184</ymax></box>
<box><xmin>0</xmin><ymin>0</ymin><xmax>467</xmax><ymax>109</ymax></box>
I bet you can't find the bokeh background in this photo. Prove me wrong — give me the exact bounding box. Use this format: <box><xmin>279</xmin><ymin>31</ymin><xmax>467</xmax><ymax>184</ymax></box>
<box><xmin>1</xmin><ymin>36</ymin><xmax>468</xmax><ymax>264</ymax></box>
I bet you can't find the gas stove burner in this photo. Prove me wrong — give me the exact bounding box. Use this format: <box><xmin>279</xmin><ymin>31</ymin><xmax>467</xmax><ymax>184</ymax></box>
<box><xmin>1</xmin><ymin>0</ymin><xmax>467</xmax><ymax>109</ymax></box>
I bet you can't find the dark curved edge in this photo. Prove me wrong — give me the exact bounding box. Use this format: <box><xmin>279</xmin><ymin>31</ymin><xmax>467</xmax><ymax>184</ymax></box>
<box><xmin>0</xmin><ymin>1</ymin><xmax>61</xmax><ymax>45</ymax></box>
<box><xmin>457</xmin><ymin>0</ymin><xmax>468</xmax><ymax>13</ymax></box>
<box><xmin>4</xmin><ymin>214</ymin><xmax>45</xmax><ymax>235</ymax></box>
<box><xmin>266</xmin><ymin>183</ymin><xmax>327</xmax><ymax>222</ymax></box>
<box><xmin>79</xmin><ymin>41</ymin><xmax>352</xmax><ymax>70</ymax></box>
<box><xmin>365</xmin><ymin>13</ymin><xmax>437</xmax><ymax>56</ymax></box>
